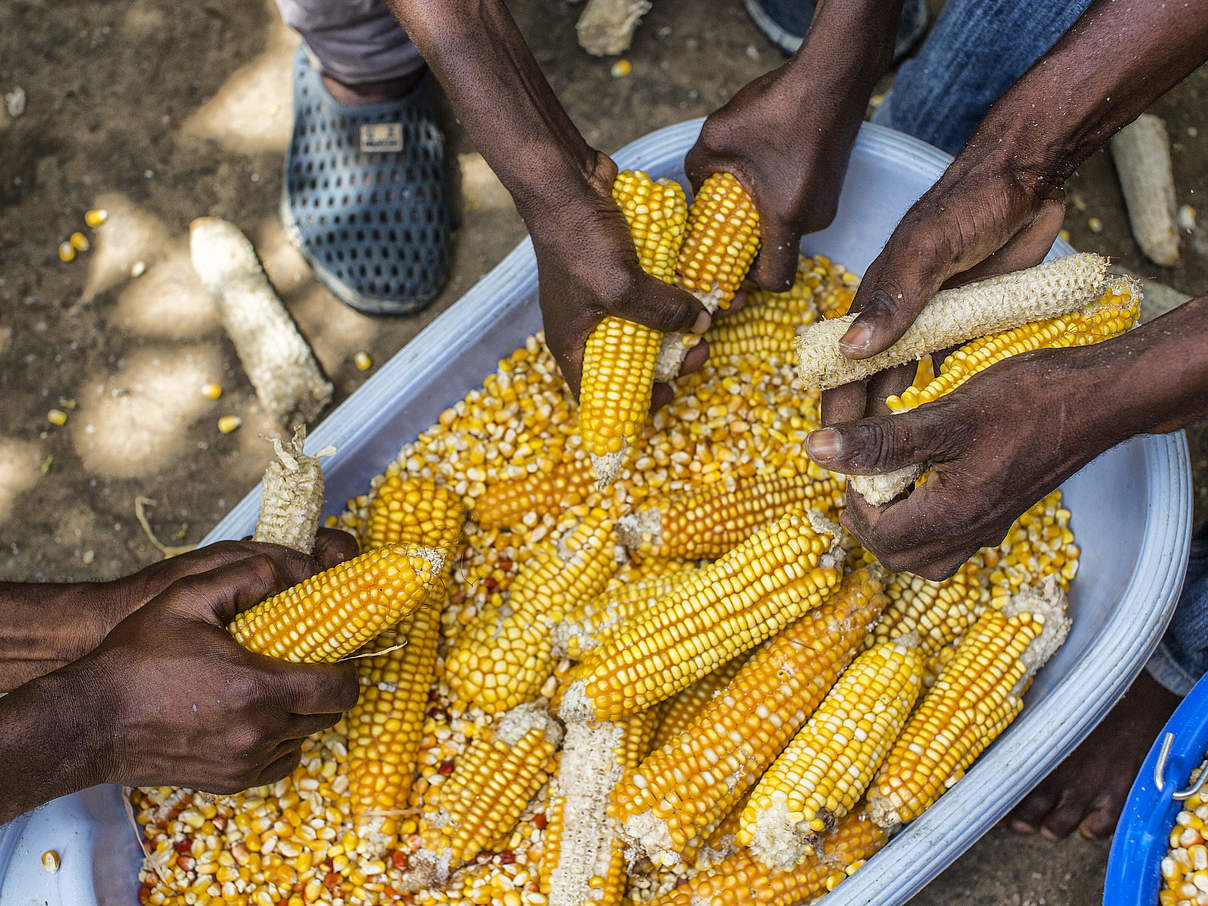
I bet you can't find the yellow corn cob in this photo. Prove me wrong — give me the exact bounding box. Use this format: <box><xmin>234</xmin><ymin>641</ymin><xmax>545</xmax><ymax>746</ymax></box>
<box><xmin>886</xmin><ymin>277</ymin><xmax>1140</xmax><ymax>412</ymax></box>
<box><xmin>552</xmin><ymin>563</ymin><xmax>697</xmax><ymax>660</ymax></box>
<box><xmin>616</xmin><ymin>467</ymin><xmax>844</xmax><ymax>561</ymax></box>
<box><xmin>614</xmin><ymin>568</ymin><xmax>886</xmax><ymax>868</ymax></box>
<box><xmin>445</xmin><ymin>505</ymin><xmax>620</xmax><ymax>713</ymax></box>
<box><xmin>541</xmin><ymin>710</ymin><xmax>658</xmax><ymax>906</ymax></box>
<box><xmin>561</xmin><ymin>508</ymin><xmax>844</xmax><ymax>722</ymax></box>
<box><xmin>795</xmin><ymin>252</ymin><xmax>1111</xmax><ymax>391</ymax></box>
<box><xmin>226</xmin><ymin>543</ymin><xmax>439</xmax><ymax>662</ymax></box>
<box><xmin>644</xmin><ymin>809</ymin><xmax>886</xmax><ymax>906</ymax></box>
<box><xmin>580</xmin><ymin>171</ymin><xmax>689</xmax><ymax>486</ymax></box>
<box><xmin>988</xmin><ymin>489</ymin><xmax>1080</xmax><ymax>606</ymax></box>
<box><xmin>851</xmin><ymin>276</ymin><xmax>1139</xmax><ymax>506</ymax></box>
<box><xmin>871</xmin><ymin>559</ymin><xmax>989</xmax><ymax>659</ymax></box>
<box><xmin>740</xmin><ymin>639</ymin><xmax>921</xmax><ymax>869</ymax></box>
<box><xmin>655</xmin><ymin>173</ymin><xmax>761</xmax><ymax>382</ymax></box>
<box><xmin>649</xmin><ymin>651</ymin><xmax>750</xmax><ymax>751</ymax></box>
<box><xmin>869</xmin><ymin>579</ymin><xmax>1071</xmax><ymax>828</ymax></box>
<box><xmin>413</xmin><ymin>703</ymin><xmax>562</xmax><ymax>882</ymax></box>
<box><xmin>704</xmin><ymin>254</ymin><xmax>823</xmax><ymax>363</ymax></box>
<box><xmin>251</xmin><ymin>428</ymin><xmax>327</xmax><ymax>554</ymax></box>
<box><xmin>347</xmin><ymin>477</ymin><xmax>465</xmax><ymax>852</ymax></box>
<box><xmin>474</xmin><ymin>457</ymin><xmax>595</xmax><ymax>529</ymax></box>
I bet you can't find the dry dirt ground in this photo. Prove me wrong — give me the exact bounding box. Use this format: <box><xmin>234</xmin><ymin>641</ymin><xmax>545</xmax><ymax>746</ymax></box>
<box><xmin>1</xmin><ymin>0</ymin><xmax>1206</xmax><ymax>902</ymax></box>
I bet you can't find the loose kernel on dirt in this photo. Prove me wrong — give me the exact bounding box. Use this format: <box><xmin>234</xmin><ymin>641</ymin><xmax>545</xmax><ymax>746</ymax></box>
<box><xmin>85</xmin><ymin>208</ymin><xmax>109</xmax><ymax>227</ymax></box>
<box><xmin>58</xmin><ymin>242</ymin><xmax>75</xmax><ymax>263</ymax></box>
<box><xmin>355</xmin><ymin>352</ymin><xmax>373</xmax><ymax>372</ymax></box>
<box><xmin>217</xmin><ymin>415</ymin><xmax>242</xmax><ymax>434</ymax></box>
<box><xmin>70</xmin><ymin>231</ymin><xmax>90</xmax><ymax>252</ymax></box>
<box><xmin>202</xmin><ymin>383</ymin><xmax>223</xmax><ymax>400</ymax></box>
<box><xmin>47</xmin><ymin>408</ymin><xmax>67</xmax><ymax>426</ymax></box>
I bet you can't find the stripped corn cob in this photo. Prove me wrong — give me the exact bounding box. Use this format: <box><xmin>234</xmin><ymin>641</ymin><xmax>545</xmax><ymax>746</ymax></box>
<box><xmin>794</xmin><ymin>253</ymin><xmax>1110</xmax><ymax>391</ymax></box>
<box><xmin>474</xmin><ymin>457</ymin><xmax>595</xmax><ymax>529</ymax></box>
<box><xmin>347</xmin><ymin>477</ymin><xmax>465</xmax><ymax>852</ymax></box>
<box><xmin>581</xmin><ymin>171</ymin><xmax>689</xmax><ymax>486</ymax></box>
<box><xmin>252</xmin><ymin>428</ymin><xmax>328</xmax><ymax>553</ymax></box>
<box><xmin>644</xmin><ymin>809</ymin><xmax>886</xmax><ymax>906</ymax></box>
<box><xmin>561</xmin><ymin>509</ymin><xmax>844</xmax><ymax>722</ymax></box>
<box><xmin>445</xmin><ymin>505</ymin><xmax>621</xmax><ymax>713</ymax></box>
<box><xmin>227</xmin><ymin>543</ymin><xmax>439</xmax><ymax>662</ymax></box>
<box><xmin>412</xmin><ymin>703</ymin><xmax>562</xmax><ymax>884</ymax></box>
<box><xmin>851</xmin><ymin>275</ymin><xmax>1140</xmax><ymax>505</ymax></box>
<box><xmin>740</xmin><ymin>639</ymin><xmax>921</xmax><ymax>869</ymax></box>
<box><xmin>871</xmin><ymin>559</ymin><xmax>989</xmax><ymax>658</ymax></box>
<box><xmin>1112</xmin><ymin>113</ymin><xmax>1181</xmax><ymax>267</ymax></box>
<box><xmin>655</xmin><ymin>173</ymin><xmax>761</xmax><ymax>382</ymax></box>
<box><xmin>615</xmin><ymin>467</ymin><xmax>844</xmax><ymax>561</ymax></box>
<box><xmin>552</xmin><ymin>563</ymin><xmax>697</xmax><ymax>660</ymax></box>
<box><xmin>649</xmin><ymin>651</ymin><xmax>750</xmax><ymax>751</ymax></box>
<box><xmin>542</xmin><ymin>711</ymin><xmax>658</xmax><ymax>906</ymax></box>
<box><xmin>869</xmin><ymin>578</ymin><xmax>1070</xmax><ymax>828</ymax></box>
<box><xmin>614</xmin><ymin>568</ymin><xmax>886</xmax><ymax>868</ymax></box>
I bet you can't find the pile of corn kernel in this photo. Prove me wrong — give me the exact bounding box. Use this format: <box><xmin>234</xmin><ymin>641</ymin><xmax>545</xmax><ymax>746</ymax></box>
<box><xmin>1161</xmin><ymin>763</ymin><xmax>1208</xmax><ymax>906</ymax></box>
<box><xmin>131</xmin><ymin>256</ymin><xmax>1080</xmax><ymax>906</ymax></box>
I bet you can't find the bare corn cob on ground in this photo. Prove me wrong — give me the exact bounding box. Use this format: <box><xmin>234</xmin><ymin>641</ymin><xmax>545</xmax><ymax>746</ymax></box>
<box><xmin>655</xmin><ymin>173</ymin><xmax>760</xmax><ymax>382</ymax></box>
<box><xmin>869</xmin><ymin>579</ymin><xmax>1071</xmax><ymax>828</ymax></box>
<box><xmin>136</xmin><ymin>252</ymin><xmax>1084</xmax><ymax>906</ymax></box>
<box><xmin>795</xmin><ymin>252</ymin><xmax>1110</xmax><ymax>392</ymax></box>
<box><xmin>227</xmin><ymin>543</ymin><xmax>440</xmax><ymax>663</ymax></box>
<box><xmin>740</xmin><ymin>638</ymin><xmax>922</xmax><ymax>869</ymax></box>
<box><xmin>850</xmin><ymin>274</ymin><xmax>1140</xmax><ymax>506</ymax></box>
<box><xmin>613</xmin><ymin>569</ymin><xmax>886</xmax><ymax>868</ymax></box>
<box><xmin>580</xmin><ymin>171</ymin><xmax>688</xmax><ymax>486</ymax></box>
<box><xmin>562</xmin><ymin>508</ymin><xmax>844</xmax><ymax>722</ymax></box>
<box><xmin>347</xmin><ymin>477</ymin><xmax>466</xmax><ymax>854</ymax></box>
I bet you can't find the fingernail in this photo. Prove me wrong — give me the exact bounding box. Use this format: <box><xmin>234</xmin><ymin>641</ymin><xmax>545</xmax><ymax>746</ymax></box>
<box><xmin>840</xmin><ymin>322</ymin><xmax>873</xmax><ymax>353</ymax></box>
<box><xmin>691</xmin><ymin>311</ymin><xmax>712</xmax><ymax>334</ymax></box>
<box><xmin>807</xmin><ymin>428</ymin><xmax>842</xmax><ymax>460</ymax></box>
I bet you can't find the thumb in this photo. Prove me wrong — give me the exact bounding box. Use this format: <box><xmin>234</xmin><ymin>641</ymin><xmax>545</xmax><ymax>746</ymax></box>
<box><xmin>805</xmin><ymin>411</ymin><xmax>946</xmax><ymax>476</ymax></box>
<box><xmin>748</xmin><ymin>221</ymin><xmax>798</xmax><ymax>293</ymax></box>
<box><xmin>176</xmin><ymin>552</ymin><xmax>315</xmax><ymax>625</ymax></box>
<box><xmin>612</xmin><ymin>273</ymin><xmax>709</xmax><ymax>335</ymax></box>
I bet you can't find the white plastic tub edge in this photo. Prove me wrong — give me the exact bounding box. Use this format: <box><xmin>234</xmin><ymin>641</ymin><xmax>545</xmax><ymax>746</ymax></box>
<box><xmin>0</xmin><ymin>120</ymin><xmax>1191</xmax><ymax>906</ymax></box>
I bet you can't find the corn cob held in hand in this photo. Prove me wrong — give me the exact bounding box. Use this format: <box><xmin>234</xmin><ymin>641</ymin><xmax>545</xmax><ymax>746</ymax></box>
<box><xmin>850</xmin><ymin>274</ymin><xmax>1140</xmax><ymax>506</ymax></box>
<box><xmin>227</xmin><ymin>543</ymin><xmax>440</xmax><ymax>662</ymax></box>
<box><xmin>580</xmin><ymin>171</ymin><xmax>688</xmax><ymax>486</ymax></box>
<box><xmin>613</xmin><ymin>568</ymin><xmax>886</xmax><ymax>868</ymax></box>
<box><xmin>561</xmin><ymin>508</ymin><xmax>844</xmax><ymax>722</ymax></box>
<box><xmin>869</xmin><ymin>578</ymin><xmax>1071</xmax><ymax>828</ymax></box>
<box><xmin>740</xmin><ymin>638</ymin><xmax>922</xmax><ymax>869</ymax></box>
<box><xmin>655</xmin><ymin>173</ymin><xmax>761</xmax><ymax>382</ymax></box>
<box><xmin>794</xmin><ymin>252</ymin><xmax>1110</xmax><ymax>392</ymax></box>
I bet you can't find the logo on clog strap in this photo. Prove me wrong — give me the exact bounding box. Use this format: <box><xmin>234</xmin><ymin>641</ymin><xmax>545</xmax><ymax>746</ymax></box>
<box><xmin>360</xmin><ymin>123</ymin><xmax>404</xmax><ymax>153</ymax></box>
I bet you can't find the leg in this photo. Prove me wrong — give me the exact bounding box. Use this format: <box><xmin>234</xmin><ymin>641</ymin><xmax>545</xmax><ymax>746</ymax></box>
<box><xmin>275</xmin><ymin>0</ymin><xmax>452</xmax><ymax>313</ymax></box>
<box><xmin>874</xmin><ymin>0</ymin><xmax>1094</xmax><ymax>155</ymax></box>
<box><xmin>744</xmin><ymin>0</ymin><xmax>928</xmax><ymax>62</ymax></box>
<box><xmin>1008</xmin><ymin>522</ymin><xmax>1208</xmax><ymax>839</ymax></box>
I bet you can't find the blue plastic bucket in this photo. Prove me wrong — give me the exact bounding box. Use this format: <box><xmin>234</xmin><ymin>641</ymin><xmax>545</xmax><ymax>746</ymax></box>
<box><xmin>0</xmin><ymin>119</ymin><xmax>1192</xmax><ymax>906</ymax></box>
<box><xmin>1106</xmin><ymin>670</ymin><xmax>1208</xmax><ymax>905</ymax></box>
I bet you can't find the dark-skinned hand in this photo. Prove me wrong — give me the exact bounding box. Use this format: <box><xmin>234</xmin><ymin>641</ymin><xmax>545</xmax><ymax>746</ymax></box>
<box><xmin>809</xmin><ymin>347</ymin><xmax>1116</xmax><ymax>579</ymax></box>
<box><xmin>529</xmin><ymin>150</ymin><xmax>710</xmax><ymax>409</ymax></box>
<box><xmin>72</xmin><ymin>548</ymin><xmax>359</xmax><ymax>794</ymax></box>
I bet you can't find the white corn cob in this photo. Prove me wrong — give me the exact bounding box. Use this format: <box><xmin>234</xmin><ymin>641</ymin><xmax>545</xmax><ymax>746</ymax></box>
<box><xmin>575</xmin><ymin>0</ymin><xmax>653</xmax><ymax>56</ymax></box>
<box><xmin>252</xmin><ymin>427</ymin><xmax>330</xmax><ymax>553</ymax></box>
<box><xmin>794</xmin><ymin>253</ymin><xmax>1109</xmax><ymax>391</ymax></box>
<box><xmin>189</xmin><ymin>217</ymin><xmax>332</xmax><ymax>428</ymax></box>
<box><xmin>1112</xmin><ymin>114</ymin><xmax>1181</xmax><ymax>267</ymax></box>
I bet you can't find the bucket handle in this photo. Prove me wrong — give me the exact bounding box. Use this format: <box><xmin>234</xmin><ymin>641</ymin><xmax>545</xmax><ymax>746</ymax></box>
<box><xmin>1154</xmin><ymin>732</ymin><xmax>1208</xmax><ymax>801</ymax></box>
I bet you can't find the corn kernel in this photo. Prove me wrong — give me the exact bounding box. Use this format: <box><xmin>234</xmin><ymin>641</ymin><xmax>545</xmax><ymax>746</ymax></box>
<box><xmin>47</xmin><ymin>408</ymin><xmax>68</xmax><ymax>426</ymax></box>
<box><xmin>354</xmin><ymin>352</ymin><xmax>373</xmax><ymax>371</ymax></box>
<box><xmin>58</xmin><ymin>242</ymin><xmax>76</xmax><ymax>262</ymax></box>
<box><xmin>202</xmin><ymin>383</ymin><xmax>223</xmax><ymax>400</ymax></box>
<box><xmin>218</xmin><ymin>415</ymin><xmax>242</xmax><ymax>434</ymax></box>
<box><xmin>70</xmin><ymin>232</ymin><xmax>91</xmax><ymax>252</ymax></box>
<box><xmin>41</xmin><ymin>850</ymin><xmax>60</xmax><ymax>873</ymax></box>
<box><xmin>85</xmin><ymin>208</ymin><xmax>109</xmax><ymax>227</ymax></box>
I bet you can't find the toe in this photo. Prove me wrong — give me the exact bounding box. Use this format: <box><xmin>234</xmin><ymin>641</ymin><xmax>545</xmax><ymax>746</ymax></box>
<box><xmin>1009</xmin><ymin>783</ymin><xmax>1059</xmax><ymax>832</ymax></box>
<box><xmin>1040</xmin><ymin>789</ymin><xmax>1093</xmax><ymax>840</ymax></box>
<box><xmin>1078</xmin><ymin>803</ymin><xmax>1118</xmax><ymax>840</ymax></box>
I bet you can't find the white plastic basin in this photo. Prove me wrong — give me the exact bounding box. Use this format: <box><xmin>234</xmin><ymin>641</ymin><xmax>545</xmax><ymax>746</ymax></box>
<box><xmin>0</xmin><ymin>120</ymin><xmax>1191</xmax><ymax>906</ymax></box>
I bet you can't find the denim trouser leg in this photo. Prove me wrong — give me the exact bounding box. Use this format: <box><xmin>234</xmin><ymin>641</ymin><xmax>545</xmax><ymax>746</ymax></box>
<box><xmin>275</xmin><ymin>0</ymin><xmax>423</xmax><ymax>85</ymax></box>
<box><xmin>873</xmin><ymin>0</ymin><xmax>1094</xmax><ymax>156</ymax></box>
<box><xmin>1147</xmin><ymin>523</ymin><xmax>1208</xmax><ymax>695</ymax></box>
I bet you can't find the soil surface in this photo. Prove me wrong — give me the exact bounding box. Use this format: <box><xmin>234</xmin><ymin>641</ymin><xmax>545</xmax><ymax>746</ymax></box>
<box><xmin>1</xmin><ymin>0</ymin><xmax>1205</xmax><ymax>902</ymax></box>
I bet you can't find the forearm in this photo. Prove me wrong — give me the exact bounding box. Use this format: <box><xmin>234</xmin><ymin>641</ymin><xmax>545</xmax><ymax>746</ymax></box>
<box><xmin>788</xmin><ymin>0</ymin><xmax>902</xmax><ymax>101</ymax></box>
<box><xmin>381</xmin><ymin>0</ymin><xmax>601</xmax><ymax>223</ymax></box>
<box><xmin>974</xmin><ymin>0</ymin><xmax>1208</xmax><ymax>183</ymax></box>
<box><xmin>0</xmin><ymin>582</ymin><xmax>118</xmax><ymax>691</ymax></box>
<box><xmin>0</xmin><ymin>664</ymin><xmax>108</xmax><ymax>823</ymax></box>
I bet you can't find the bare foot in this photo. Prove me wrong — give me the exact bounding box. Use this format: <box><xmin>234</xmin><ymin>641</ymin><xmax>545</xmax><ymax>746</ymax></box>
<box><xmin>321</xmin><ymin>71</ymin><xmax>424</xmax><ymax>107</ymax></box>
<box><xmin>1008</xmin><ymin>670</ymin><xmax>1180</xmax><ymax>839</ymax></box>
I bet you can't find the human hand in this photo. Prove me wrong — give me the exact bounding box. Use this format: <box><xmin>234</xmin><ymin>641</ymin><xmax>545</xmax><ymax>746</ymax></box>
<box><xmin>526</xmin><ymin>150</ymin><xmax>708</xmax><ymax>404</ymax></box>
<box><xmin>808</xmin><ymin>346</ymin><xmax>1121</xmax><ymax>578</ymax></box>
<box><xmin>684</xmin><ymin>59</ymin><xmax>868</xmax><ymax>292</ymax></box>
<box><xmin>85</xmin><ymin>529</ymin><xmax>359</xmax><ymax>655</ymax></box>
<box><xmin>74</xmin><ymin>549</ymin><xmax>358</xmax><ymax>793</ymax></box>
